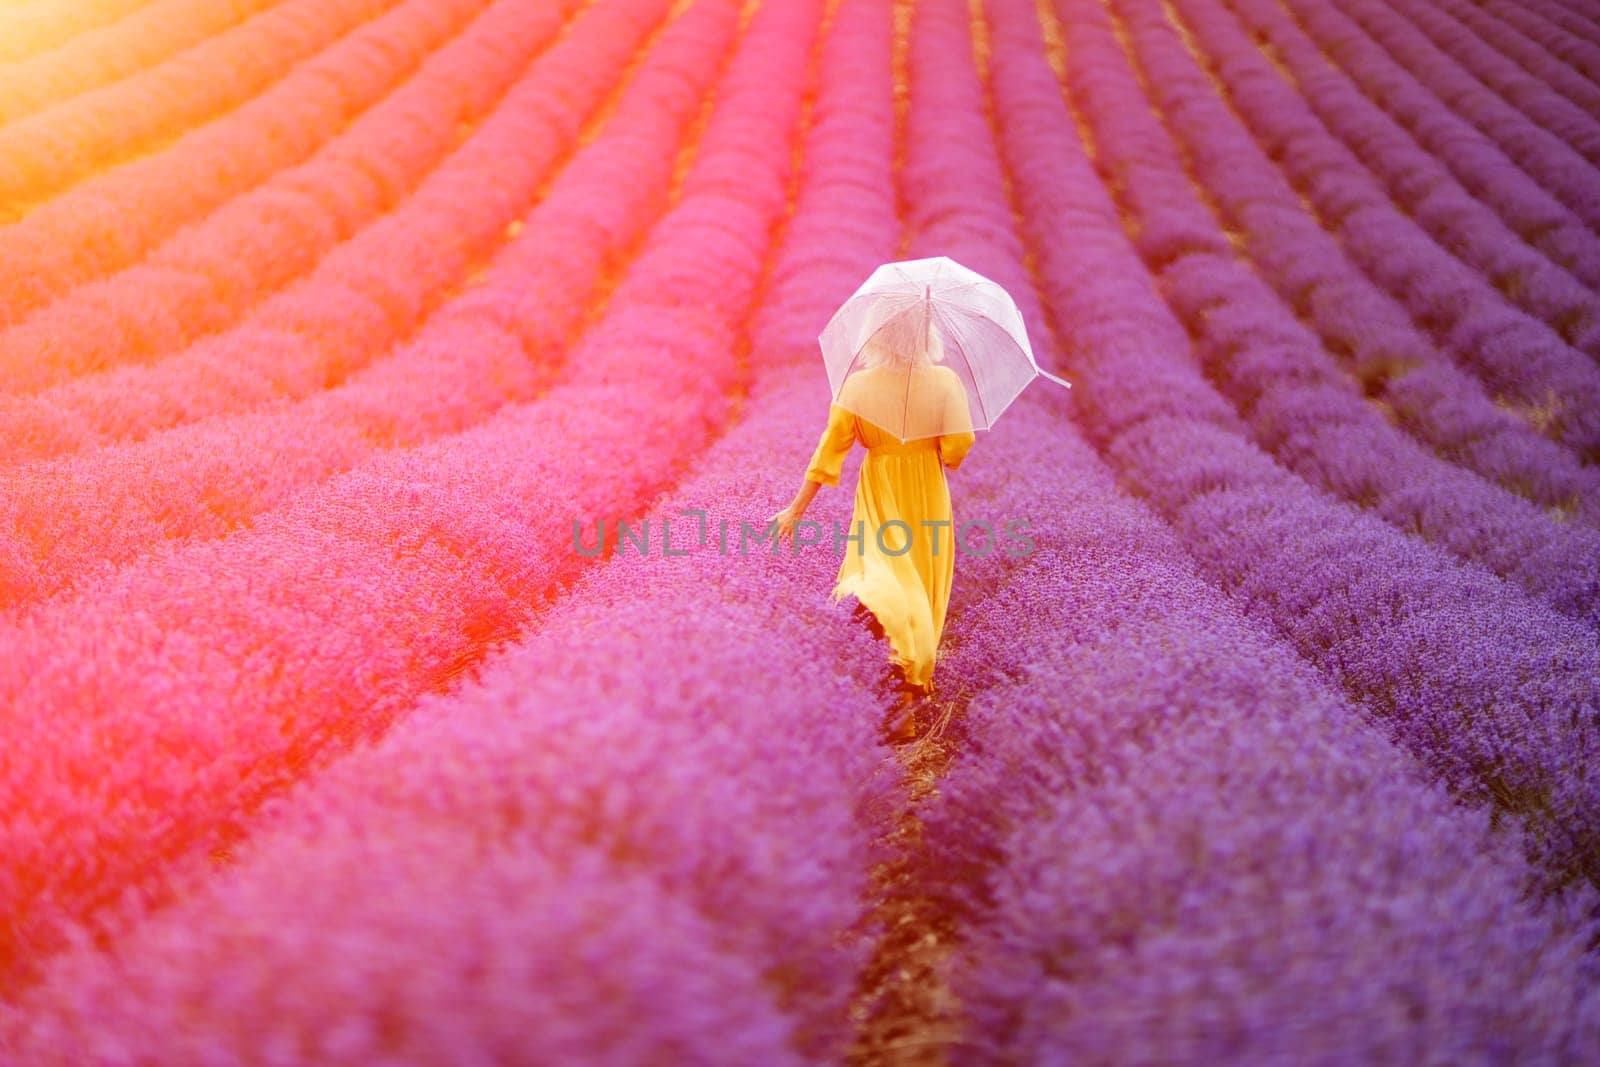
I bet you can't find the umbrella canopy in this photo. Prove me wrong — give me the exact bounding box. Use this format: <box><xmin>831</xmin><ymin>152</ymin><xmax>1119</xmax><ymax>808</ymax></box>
<box><xmin>816</xmin><ymin>255</ymin><xmax>1069</xmax><ymax>442</ymax></box>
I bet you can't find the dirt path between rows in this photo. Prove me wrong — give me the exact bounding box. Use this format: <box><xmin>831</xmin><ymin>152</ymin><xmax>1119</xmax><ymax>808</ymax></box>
<box><xmin>846</xmin><ymin>688</ymin><xmax>973</xmax><ymax>1065</ymax></box>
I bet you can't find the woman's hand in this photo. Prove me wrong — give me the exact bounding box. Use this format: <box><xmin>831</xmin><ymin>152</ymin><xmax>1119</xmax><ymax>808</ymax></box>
<box><xmin>766</xmin><ymin>504</ymin><xmax>801</xmax><ymax>545</ymax></box>
<box><xmin>768</xmin><ymin>477</ymin><xmax>821</xmax><ymax>546</ymax></box>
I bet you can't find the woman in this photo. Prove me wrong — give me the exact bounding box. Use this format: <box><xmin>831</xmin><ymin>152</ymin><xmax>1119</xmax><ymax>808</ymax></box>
<box><xmin>768</xmin><ymin>305</ymin><xmax>976</xmax><ymax>732</ymax></box>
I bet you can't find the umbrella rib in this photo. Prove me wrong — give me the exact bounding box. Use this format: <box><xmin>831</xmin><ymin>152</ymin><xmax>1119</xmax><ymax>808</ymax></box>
<box><xmin>971</xmin><ymin>355</ymin><xmax>991</xmax><ymax>429</ymax></box>
<box><xmin>903</xmin><ymin>363</ymin><xmax>913</xmax><ymax>441</ymax></box>
<box><xmin>952</xmin><ymin>306</ymin><xmax>992</xmax><ymax>431</ymax></box>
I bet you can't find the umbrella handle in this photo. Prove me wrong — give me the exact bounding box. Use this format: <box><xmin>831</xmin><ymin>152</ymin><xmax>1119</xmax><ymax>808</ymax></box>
<box><xmin>1035</xmin><ymin>368</ymin><xmax>1073</xmax><ymax>389</ymax></box>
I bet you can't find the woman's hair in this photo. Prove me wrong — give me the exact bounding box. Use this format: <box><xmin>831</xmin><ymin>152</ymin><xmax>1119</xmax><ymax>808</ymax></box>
<box><xmin>859</xmin><ymin>298</ymin><xmax>946</xmax><ymax>369</ymax></box>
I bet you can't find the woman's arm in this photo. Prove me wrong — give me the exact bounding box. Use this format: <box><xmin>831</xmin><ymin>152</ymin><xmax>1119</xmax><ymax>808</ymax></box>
<box><xmin>767</xmin><ymin>475</ymin><xmax>822</xmax><ymax>545</ymax></box>
<box><xmin>766</xmin><ymin>401</ymin><xmax>855</xmax><ymax>545</ymax></box>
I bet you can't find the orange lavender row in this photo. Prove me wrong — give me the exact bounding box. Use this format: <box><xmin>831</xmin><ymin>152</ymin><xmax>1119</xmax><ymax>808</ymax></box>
<box><xmin>0</xmin><ymin>0</ymin><xmax>510</xmax><ymax>391</ymax></box>
<box><xmin>0</xmin><ymin>0</ymin><xmax>504</xmax><ymax>323</ymax></box>
<box><xmin>0</xmin><ymin>0</ymin><xmax>149</xmax><ymax>67</ymax></box>
<box><xmin>0</xmin><ymin>0</ymin><xmax>395</xmax><ymax>211</ymax></box>
<box><xmin>0</xmin><ymin>0</ymin><xmax>726</xmax><ymax>610</ymax></box>
<box><xmin>0</xmin><ymin>0</ymin><xmax>639</xmax><ymax>468</ymax></box>
<box><xmin>0</xmin><ymin>7</ymin><xmax>910</xmax><ymax>1033</ymax></box>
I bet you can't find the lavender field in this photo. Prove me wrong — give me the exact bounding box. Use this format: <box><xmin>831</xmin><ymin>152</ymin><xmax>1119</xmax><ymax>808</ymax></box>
<box><xmin>1</xmin><ymin>0</ymin><xmax>1599</xmax><ymax>1061</ymax></box>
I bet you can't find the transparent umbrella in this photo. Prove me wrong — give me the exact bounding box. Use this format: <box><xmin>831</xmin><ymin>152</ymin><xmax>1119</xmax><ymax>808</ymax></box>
<box><xmin>817</xmin><ymin>255</ymin><xmax>1070</xmax><ymax>442</ymax></box>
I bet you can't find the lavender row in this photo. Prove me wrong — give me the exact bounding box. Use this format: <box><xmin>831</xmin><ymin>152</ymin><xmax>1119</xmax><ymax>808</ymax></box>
<box><xmin>0</xmin><ymin>463</ymin><xmax>886</xmax><ymax>1063</ymax></box>
<box><xmin>1383</xmin><ymin>0</ymin><xmax>1600</xmax><ymax>169</ymax></box>
<box><xmin>898</xmin><ymin>0</ymin><xmax>1600</xmax><ymax>1058</ymax></box>
<box><xmin>1144</xmin><ymin>0</ymin><xmax>1600</xmax><ymax>459</ymax></box>
<box><xmin>1130</xmin><ymin>0</ymin><xmax>1600</xmax><ymax>617</ymax></box>
<box><xmin>0</xmin><ymin>0</ymin><xmax>398</xmax><ymax>211</ymax></box>
<box><xmin>0</xmin><ymin>338</ymin><xmax>914</xmax><ymax>1060</ymax></box>
<box><xmin>936</xmin><ymin>414</ymin><xmax>1600</xmax><ymax>1061</ymax></box>
<box><xmin>1070</xmin><ymin>0</ymin><xmax>1600</xmax><ymax>526</ymax></box>
<box><xmin>1164</xmin><ymin>0</ymin><xmax>1600</xmax><ymax>460</ymax></box>
<box><xmin>1068</xmin><ymin>0</ymin><xmax>1600</xmax><ymax>524</ymax></box>
<box><xmin>0</xmin><ymin>0</ymin><xmax>467</xmax><ymax>321</ymax></box>
<box><xmin>0</xmin><ymin>0</ymin><xmax>733</xmax><ymax>611</ymax></box>
<box><xmin>0</xmin><ymin>0</ymin><xmax>665</xmax><ymax>471</ymax></box>
<box><xmin>0</xmin><ymin>0</ymin><xmax>509</xmax><ymax>393</ymax></box>
<box><xmin>1312</xmin><ymin>0</ymin><xmax>1600</xmax><ymax>231</ymax></box>
<box><xmin>1267</xmin><ymin>0</ymin><xmax>1600</xmax><ymax>300</ymax></box>
<box><xmin>1212</xmin><ymin>0</ymin><xmax>1600</xmax><ymax>515</ymax></box>
<box><xmin>0</xmin><ymin>0</ymin><xmax>148</xmax><ymax>67</ymax></box>
<box><xmin>1232</xmin><ymin>0</ymin><xmax>1600</xmax><ymax>347</ymax></box>
<box><xmin>0</xmin><ymin>0</ymin><xmax>818</xmax><ymax>992</ymax></box>
<box><xmin>1420</xmin><ymin>0</ymin><xmax>1600</xmax><ymax>119</ymax></box>
<box><xmin>1486</xmin><ymin>0</ymin><xmax>1600</xmax><ymax>82</ymax></box>
<box><xmin>1022</xmin><ymin>0</ymin><xmax>1600</xmax><ymax>888</ymax></box>
<box><xmin>1221</xmin><ymin>0</ymin><xmax>1600</xmax><ymax>329</ymax></box>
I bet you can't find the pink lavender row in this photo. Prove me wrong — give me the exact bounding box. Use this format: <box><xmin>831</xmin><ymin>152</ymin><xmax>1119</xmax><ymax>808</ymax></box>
<box><xmin>0</xmin><ymin>547</ymin><xmax>886</xmax><ymax>1063</ymax></box>
<box><xmin>1308</xmin><ymin>0</ymin><xmax>1600</xmax><ymax>232</ymax></box>
<box><xmin>1419</xmin><ymin>0</ymin><xmax>1600</xmax><ymax>121</ymax></box>
<box><xmin>0</xmin><ymin>0</ymin><xmax>818</xmax><ymax>992</ymax></box>
<box><xmin>1379</xmin><ymin>0</ymin><xmax>1600</xmax><ymax>170</ymax></box>
<box><xmin>1132</xmin><ymin>0</ymin><xmax>1600</xmax><ymax>618</ymax></box>
<box><xmin>1036</xmin><ymin>0</ymin><xmax>1600</xmax><ymax>889</ymax></box>
<box><xmin>0</xmin><ymin>0</ymin><xmax>669</xmax><ymax>473</ymax></box>
<box><xmin>0</xmin><ymin>371</ymin><xmax>905</xmax><ymax>1061</ymax></box>
<box><xmin>1131</xmin><ymin>0</ymin><xmax>1600</xmax><ymax>461</ymax></box>
<box><xmin>0</xmin><ymin>0</ymin><xmax>148</xmax><ymax>66</ymax></box>
<box><xmin>1523</xmin><ymin>0</ymin><xmax>1600</xmax><ymax>33</ymax></box>
<box><xmin>1064</xmin><ymin>0</ymin><xmax>1600</xmax><ymax>530</ymax></box>
<box><xmin>0</xmin><ymin>0</ymin><xmax>507</xmax><ymax>326</ymax></box>
<box><xmin>1545</xmin><ymin>0</ymin><xmax>1600</xmax><ymax>33</ymax></box>
<box><xmin>0</xmin><ymin>2</ymin><xmax>900</xmax><ymax>1055</ymax></box>
<box><xmin>1225</xmin><ymin>0</ymin><xmax>1600</xmax><ymax>347</ymax></box>
<box><xmin>0</xmin><ymin>0</ymin><xmax>731</xmax><ymax>611</ymax></box>
<box><xmin>1268</xmin><ymin>0</ymin><xmax>1600</xmax><ymax>300</ymax></box>
<box><xmin>0</xmin><ymin>0</ymin><xmax>512</xmax><ymax>393</ymax></box>
<box><xmin>896</xmin><ymin>1</ymin><xmax>1600</xmax><ymax>1058</ymax></box>
<box><xmin>0</xmin><ymin>0</ymin><xmax>398</xmax><ymax>210</ymax></box>
<box><xmin>1485</xmin><ymin>0</ymin><xmax>1600</xmax><ymax>82</ymax></box>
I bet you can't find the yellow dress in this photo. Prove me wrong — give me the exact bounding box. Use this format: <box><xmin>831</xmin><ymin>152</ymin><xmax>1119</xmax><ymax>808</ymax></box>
<box><xmin>803</xmin><ymin>363</ymin><xmax>976</xmax><ymax>691</ymax></box>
